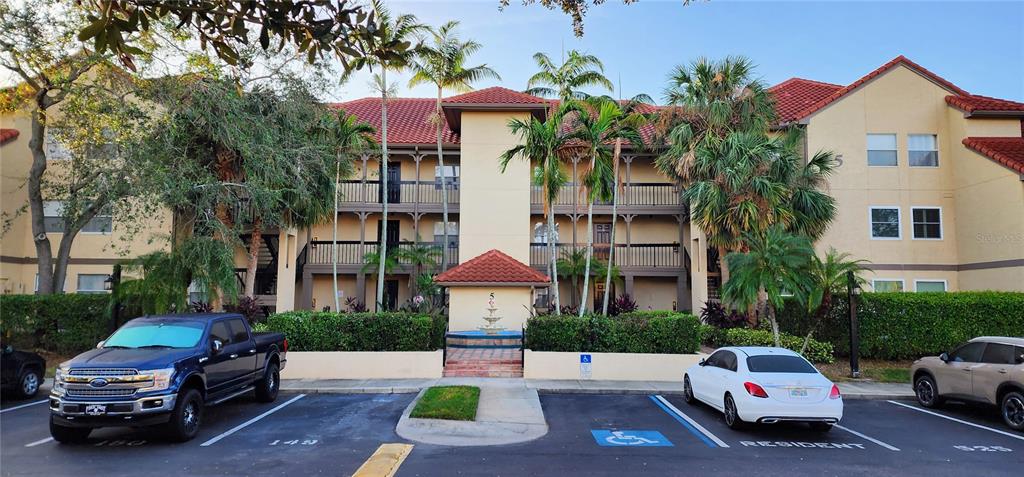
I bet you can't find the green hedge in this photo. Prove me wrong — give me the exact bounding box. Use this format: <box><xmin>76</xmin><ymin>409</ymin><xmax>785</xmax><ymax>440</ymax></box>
<box><xmin>717</xmin><ymin>328</ymin><xmax>835</xmax><ymax>364</ymax></box>
<box><xmin>775</xmin><ymin>292</ymin><xmax>1024</xmax><ymax>360</ymax></box>
<box><xmin>0</xmin><ymin>294</ymin><xmax>112</xmax><ymax>354</ymax></box>
<box><xmin>524</xmin><ymin>311</ymin><xmax>701</xmax><ymax>354</ymax></box>
<box><xmin>261</xmin><ymin>311</ymin><xmax>445</xmax><ymax>352</ymax></box>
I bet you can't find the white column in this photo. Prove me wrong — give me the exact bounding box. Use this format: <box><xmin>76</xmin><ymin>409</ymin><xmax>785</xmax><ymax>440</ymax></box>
<box><xmin>275</xmin><ymin>227</ymin><xmax>299</xmax><ymax>312</ymax></box>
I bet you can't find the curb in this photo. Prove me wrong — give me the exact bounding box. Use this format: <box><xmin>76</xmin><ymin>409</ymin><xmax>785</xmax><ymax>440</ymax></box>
<box><xmin>282</xmin><ymin>387</ymin><xmax>422</xmax><ymax>394</ymax></box>
<box><xmin>839</xmin><ymin>394</ymin><xmax>915</xmax><ymax>401</ymax></box>
<box><xmin>282</xmin><ymin>386</ymin><xmax>913</xmax><ymax>400</ymax></box>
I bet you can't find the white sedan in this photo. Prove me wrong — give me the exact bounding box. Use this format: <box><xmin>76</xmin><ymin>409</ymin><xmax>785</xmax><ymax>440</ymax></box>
<box><xmin>683</xmin><ymin>346</ymin><xmax>843</xmax><ymax>431</ymax></box>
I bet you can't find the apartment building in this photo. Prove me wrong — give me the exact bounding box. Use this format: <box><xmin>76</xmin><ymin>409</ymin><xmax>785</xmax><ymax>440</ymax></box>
<box><xmin>2</xmin><ymin>56</ymin><xmax>1022</xmax><ymax>327</ymax></box>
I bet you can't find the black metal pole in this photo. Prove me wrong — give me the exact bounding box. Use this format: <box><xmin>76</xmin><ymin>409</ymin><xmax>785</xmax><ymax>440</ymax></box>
<box><xmin>847</xmin><ymin>271</ymin><xmax>860</xmax><ymax>378</ymax></box>
<box><xmin>110</xmin><ymin>264</ymin><xmax>122</xmax><ymax>333</ymax></box>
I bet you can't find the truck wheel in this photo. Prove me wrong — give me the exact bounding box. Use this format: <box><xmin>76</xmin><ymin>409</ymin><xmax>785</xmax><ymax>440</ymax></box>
<box><xmin>255</xmin><ymin>362</ymin><xmax>279</xmax><ymax>403</ymax></box>
<box><xmin>164</xmin><ymin>388</ymin><xmax>203</xmax><ymax>442</ymax></box>
<box><xmin>50</xmin><ymin>416</ymin><xmax>91</xmax><ymax>444</ymax></box>
<box><xmin>16</xmin><ymin>368</ymin><xmax>42</xmax><ymax>399</ymax></box>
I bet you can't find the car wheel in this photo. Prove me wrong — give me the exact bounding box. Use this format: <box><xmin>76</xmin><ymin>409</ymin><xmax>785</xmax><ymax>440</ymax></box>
<box><xmin>17</xmin><ymin>368</ymin><xmax>41</xmax><ymax>399</ymax></box>
<box><xmin>255</xmin><ymin>362</ymin><xmax>280</xmax><ymax>403</ymax></box>
<box><xmin>809</xmin><ymin>422</ymin><xmax>833</xmax><ymax>432</ymax></box>
<box><xmin>164</xmin><ymin>388</ymin><xmax>203</xmax><ymax>442</ymax></box>
<box><xmin>1001</xmin><ymin>391</ymin><xmax>1024</xmax><ymax>432</ymax></box>
<box><xmin>723</xmin><ymin>394</ymin><xmax>745</xmax><ymax>430</ymax></box>
<box><xmin>914</xmin><ymin>375</ymin><xmax>943</xmax><ymax>408</ymax></box>
<box><xmin>49</xmin><ymin>416</ymin><xmax>91</xmax><ymax>444</ymax></box>
<box><xmin>683</xmin><ymin>375</ymin><xmax>695</xmax><ymax>405</ymax></box>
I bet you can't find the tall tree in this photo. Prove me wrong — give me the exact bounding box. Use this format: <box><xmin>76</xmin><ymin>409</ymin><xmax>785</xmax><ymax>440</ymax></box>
<box><xmin>525</xmin><ymin>50</ymin><xmax>612</xmax><ymax>101</ymax></box>
<box><xmin>500</xmin><ymin>105</ymin><xmax>573</xmax><ymax>313</ymax></box>
<box><xmin>346</xmin><ymin>0</ymin><xmax>425</xmax><ymax>311</ymax></box>
<box><xmin>393</xmin><ymin>240</ymin><xmax>441</xmax><ymax>296</ymax></box>
<box><xmin>0</xmin><ymin>1</ymin><xmax>161</xmax><ymax>294</ymax></box>
<box><xmin>501</xmin><ymin>1</ymin><xmax>695</xmax><ymax>37</ymax></box>
<box><xmin>409</xmin><ymin>20</ymin><xmax>500</xmax><ymax>271</ymax></box>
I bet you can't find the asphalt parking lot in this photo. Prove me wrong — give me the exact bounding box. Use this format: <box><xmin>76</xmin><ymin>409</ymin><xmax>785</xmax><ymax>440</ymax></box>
<box><xmin>2</xmin><ymin>392</ymin><xmax>1022</xmax><ymax>476</ymax></box>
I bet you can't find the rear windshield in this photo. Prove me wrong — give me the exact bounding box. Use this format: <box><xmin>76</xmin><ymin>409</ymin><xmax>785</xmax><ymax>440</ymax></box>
<box><xmin>746</xmin><ymin>355</ymin><xmax>818</xmax><ymax>373</ymax></box>
<box><xmin>104</xmin><ymin>321</ymin><xmax>205</xmax><ymax>349</ymax></box>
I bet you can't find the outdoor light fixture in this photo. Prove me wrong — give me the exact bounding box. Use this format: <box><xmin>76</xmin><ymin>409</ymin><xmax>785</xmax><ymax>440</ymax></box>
<box><xmin>103</xmin><ymin>274</ymin><xmax>114</xmax><ymax>291</ymax></box>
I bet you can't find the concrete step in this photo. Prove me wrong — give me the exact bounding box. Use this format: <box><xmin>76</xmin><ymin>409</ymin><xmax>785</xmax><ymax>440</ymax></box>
<box><xmin>445</xmin><ymin>359</ymin><xmax>523</xmax><ymax>366</ymax></box>
<box><xmin>442</xmin><ymin>369</ymin><xmax>524</xmax><ymax>378</ymax></box>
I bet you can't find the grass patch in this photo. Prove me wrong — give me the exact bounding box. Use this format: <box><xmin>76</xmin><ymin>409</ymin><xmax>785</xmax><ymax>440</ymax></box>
<box><xmin>818</xmin><ymin>359</ymin><xmax>913</xmax><ymax>383</ymax></box>
<box><xmin>410</xmin><ymin>386</ymin><xmax>480</xmax><ymax>421</ymax></box>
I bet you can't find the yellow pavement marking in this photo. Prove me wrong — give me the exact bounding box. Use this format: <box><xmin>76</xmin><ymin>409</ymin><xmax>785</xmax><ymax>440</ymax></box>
<box><xmin>352</xmin><ymin>443</ymin><xmax>414</xmax><ymax>477</ymax></box>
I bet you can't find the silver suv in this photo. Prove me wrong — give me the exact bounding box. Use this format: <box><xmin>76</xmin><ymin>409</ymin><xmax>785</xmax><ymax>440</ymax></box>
<box><xmin>911</xmin><ymin>337</ymin><xmax>1024</xmax><ymax>431</ymax></box>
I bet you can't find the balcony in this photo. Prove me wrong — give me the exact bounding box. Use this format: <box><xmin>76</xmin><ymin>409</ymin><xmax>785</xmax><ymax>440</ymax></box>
<box><xmin>299</xmin><ymin>241</ymin><xmax>458</xmax><ymax>272</ymax></box>
<box><xmin>530</xmin><ymin>182</ymin><xmax>682</xmax><ymax>215</ymax></box>
<box><xmin>336</xmin><ymin>180</ymin><xmax>459</xmax><ymax>213</ymax></box>
<box><xmin>529</xmin><ymin>243</ymin><xmax>687</xmax><ymax>273</ymax></box>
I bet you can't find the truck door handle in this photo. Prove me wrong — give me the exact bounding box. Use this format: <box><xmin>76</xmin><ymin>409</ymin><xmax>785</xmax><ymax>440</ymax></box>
<box><xmin>229</xmin><ymin>354</ymin><xmax>239</xmax><ymax>359</ymax></box>
<box><xmin>249</xmin><ymin>349</ymin><xmax>256</xmax><ymax>354</ymax></box>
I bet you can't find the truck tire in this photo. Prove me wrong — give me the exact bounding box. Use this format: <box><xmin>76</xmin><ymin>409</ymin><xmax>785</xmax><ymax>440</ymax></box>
<box><xmin>16</xmin><ymin>368</ymin><xmax>42</xmax><ymax>399</ymax></box>
<box><xmin>164</xmin><ymin>388</ymin><xmax>203</xmax><ymax>442</ymax></box>
<box><xmin>50</xmin><ymin>416</ymin><xmax>91</xmax><ymax>444</ymax></box>
<box><xmin>255</xmin><ymin>362</ymin><xmax>279</xmax><ymax>403</ymax></box>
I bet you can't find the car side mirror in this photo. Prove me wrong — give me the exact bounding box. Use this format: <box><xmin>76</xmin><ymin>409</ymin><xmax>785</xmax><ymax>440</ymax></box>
<box><xmin>698</xmin><ymin>358</ymin><xmax>706</xmax><ymax>367</ymax></box>
<box><xmin>211</xmin><ymin>339</ymin><xmax>224</xmax><ymax>354</ymax></box>
<box><xmin>939</xmin><ymin>352</ymin><xmax>949</xmax><ymax>363</ymax></box>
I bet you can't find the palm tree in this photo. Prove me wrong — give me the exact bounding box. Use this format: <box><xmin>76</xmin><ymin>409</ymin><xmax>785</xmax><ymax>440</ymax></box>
<box><xmin>526</xmin><ymin>50</ymin><xmax>613</xmax><ymax>101</ymax></box>
<box><xmin>556</xmin><ymin>247</ymin><xmax>589</xmax><ymax>309</ymax></box>
<box><xmin>409</xmin><ymin>21</ymin><xmax>500</xmax><ymax>271</ymax></box>
<box><xmin>797</xmin><ymin>249</ymin><xmax>868</xmax><ymax>354</ymax></box>
<box><xmin>500</xmin><ymin>105</ymin><xmax>573</xmax><ymax>313</ymax></box>
<box><xmin>722</xmin><ymin>226</ymin><xmax>814</xmax><ymax>346</ymax></box>
<box><xmin>362</xmin><ymin>246</ymin><xmax>399</xmax><ymax>310</ymax></box>
<box><xmin>327</xmin><ymin>112</ymin><xmax>376</xmax><ymax>311</ymax></box>
<box><xmin>394</xmin><ymin>240</ymin><xmax>441</xmax><ymax>295</ymax></box>
<box><xmin>348</xmin><ymin>0</ymin><xmax>426</xmax><ymax>311</ymax></box>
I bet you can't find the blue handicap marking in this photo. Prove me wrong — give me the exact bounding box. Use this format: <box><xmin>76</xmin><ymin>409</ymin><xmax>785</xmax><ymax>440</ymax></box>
<box><xmin>591</xmin><ymin>430</ymin><xmax>673</xmax><ymax>447</ymax></box>
<box><xmin>580</xmin><ymin>354</ymin><xmax>592</xmax><ymax>364</ymax></box>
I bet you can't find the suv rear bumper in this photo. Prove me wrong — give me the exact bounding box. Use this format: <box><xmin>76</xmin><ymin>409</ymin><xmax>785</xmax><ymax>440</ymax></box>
<box><xmin>49</xmin><ymin>392</ymin><xmax>176</xmax><ymax>428</ymax></box>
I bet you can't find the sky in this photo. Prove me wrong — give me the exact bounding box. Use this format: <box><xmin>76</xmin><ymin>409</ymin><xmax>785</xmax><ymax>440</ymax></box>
<box><xmin>335</xmin><ymin>0</ymin><xmax>1024</xmax><ymax>103</ymax></box>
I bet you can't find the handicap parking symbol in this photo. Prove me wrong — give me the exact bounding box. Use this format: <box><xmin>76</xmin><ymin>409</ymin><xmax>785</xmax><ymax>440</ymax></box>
<box><xmin>592</xmin><ymin>430</ymin><xmax>673</xmax><ymax>447</ymax></box>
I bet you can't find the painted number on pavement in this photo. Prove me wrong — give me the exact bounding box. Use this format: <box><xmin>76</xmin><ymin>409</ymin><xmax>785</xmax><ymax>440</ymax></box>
<box><xmin>954</xmin><ymin>445</ymin><xmax>1012</xmax><ymax>452</ymax></box>
<box><xmin>740</xmin><ymin>441</ymin><xmax>865</xmax><ymax>449</ymax></box>
<box><xmin>592</xmin><ymin>430</ymin><xmax>673</xmax><ymax>447</ymax></box>
<box><xmin>94</xmin><ymin>440</ymin><xmax>147</xmax><ymax>447</ymax></box>
<box><xmin>269</xmin><ymin>439</ymin><xmax>319</xmax><ymax>446</ymax></box>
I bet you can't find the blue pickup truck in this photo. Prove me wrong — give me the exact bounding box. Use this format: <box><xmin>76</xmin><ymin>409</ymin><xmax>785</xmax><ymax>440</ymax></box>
<box><xmin>49</xmin><ymin>313</ymin><xmax>287</xmax><ymax>443</ymax></box>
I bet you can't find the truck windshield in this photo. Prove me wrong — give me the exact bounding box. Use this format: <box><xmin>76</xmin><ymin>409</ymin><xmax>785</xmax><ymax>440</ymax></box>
<box><xmin>104</xmin><ymin>322</ymin><xmax>204</xmax><ymax>349</ymax></box>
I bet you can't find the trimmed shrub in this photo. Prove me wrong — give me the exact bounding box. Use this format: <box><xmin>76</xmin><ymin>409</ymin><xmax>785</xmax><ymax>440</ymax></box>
<box><xmin>524</xmin><ymin>311</ymin><xmax>701</xmax><ymax>354</ymax></box>
<box><xmin>262</xmin><ymin>311</ymin><xmax>442</xmax><ymax>352</ymax></box>
<box><xmin>775</xmin><ymin>292</ymin><xmax>1024</xmax><ymax>360</ymax></box>
<box><xmin>720</xmin><ymin>328</ymin><xmax>835</xmax><ymax>364</ymax></box>
<box><xmin>0</xmin><ymin>294</ymin><xmax>112</xmax><ymax>354</ymax></box>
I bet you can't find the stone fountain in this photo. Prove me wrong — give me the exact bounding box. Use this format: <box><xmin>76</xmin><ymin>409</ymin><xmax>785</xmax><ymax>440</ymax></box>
<box><xmin>479</xmin><ymin>292</ymin><xmax>506</xmax><ymax>335</ymax></box>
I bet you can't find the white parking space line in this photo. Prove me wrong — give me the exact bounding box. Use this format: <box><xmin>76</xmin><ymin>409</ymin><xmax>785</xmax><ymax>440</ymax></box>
<box><xmin>888</xmin><ymin>400</ymin><xmax>1024</xmax><ymax>442</ymax></box>
<box><xmin>834</xmin><ymin>424</ymin><xmax>900</xmax><ymax>451</ymax></box>
<box><xmin>1</xmin><ymin>400</ymin><xmax>48</xmax><ymax>414</ymax></box>
<box><xmin>24</xmin><ymin>437</ymin><xmax>54</xmax><ymax>448</ymax></box>
<box><xmin>651</xmin><ymin>395</ymin><xmax>730</xmax><ymax>448</ymax></box>
<box><xmin>200</xmin><ymin>394</ymin><xmax>306</xmax><ymax>447</ymax></box>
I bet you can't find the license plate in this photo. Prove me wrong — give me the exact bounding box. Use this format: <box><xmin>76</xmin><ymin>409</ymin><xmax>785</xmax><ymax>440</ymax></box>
<box><xmin>789</xmin><ymin>388</ymin><xmax>808</xmax><ymax>398</ymax></box>
<box><xmin>85</xmin><ymin>404</ymin><xmax>107</xmax><ymax>416</ymax></box>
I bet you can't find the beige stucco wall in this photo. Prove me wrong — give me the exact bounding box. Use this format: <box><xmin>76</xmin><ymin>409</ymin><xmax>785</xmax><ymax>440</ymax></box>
<box><xmin>281</xmin><ymin>350</ymin><xmax>444</xmax><ymax>379</ymax></box>
<box><xmin>449</xmin><ymin>286</ymin><xmax>533</xmax><ymax>332</ymax></box>
<box><xmin>457</xmin><ymin>111</ymin><xmax>531</xmax><ymax>264</ymax></box>
<box><xmin>523</xmin><ymin>350</ymin><xmax>706</xmax><ymax>381</ymax></box>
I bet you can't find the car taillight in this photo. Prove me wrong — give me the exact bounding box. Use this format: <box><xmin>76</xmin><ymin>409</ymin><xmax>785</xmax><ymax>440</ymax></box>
<box><xmin>829</xmin><ymin>384</ymin><xmax>841</xmax><ymax>400</ymax></box>
<box><xmin>744</xmin><ymin>382</ymin><xmax>769</xmax><ymax>398</ymax></box>
<box><xmin>283</xmin><ymin>338</ymin><xmax>288</xmax><ymax>354</ymax></box>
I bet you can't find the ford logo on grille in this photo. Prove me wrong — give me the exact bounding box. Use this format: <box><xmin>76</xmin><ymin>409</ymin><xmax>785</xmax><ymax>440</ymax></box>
<box><xmin>89</xmin><ymin>378</ymin><xmax>109</xmax><ymax>388</ymax></box>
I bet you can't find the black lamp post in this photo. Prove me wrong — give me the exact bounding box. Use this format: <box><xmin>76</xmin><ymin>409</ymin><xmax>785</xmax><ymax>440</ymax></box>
<box><xmin>106</xmin><ymin>264</ymin><xmax>122</xmax><ymax>332</ymax></box>
<box><xmin>847</xmin><ymin>271</ymin><xmax>861</xmax><ymax>378</ymax></box>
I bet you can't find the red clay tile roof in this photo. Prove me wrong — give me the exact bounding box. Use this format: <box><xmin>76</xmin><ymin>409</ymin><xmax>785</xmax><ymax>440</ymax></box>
<box><xmin>946</xmin><ymin>94</ymin><xmax>1024</xmax><ymax>114</ymax></box>
<box><xmin>962</xmin><ymin>137</ymin><xmax>1024</xmax><ymax>175</ymax></box>
<box><xmin>330</xmin><ymin>97</ymin><xmax>458</xmax><ymax>145</ymax></box>
<box><xmin>443</xmin><ymin>86</ymin><xmax>547</xmax><ymax>105</ymax></box>
<box><xmin>777</xmin><ymin>56</ymin><xmax>970</xmax><ymax>125</ymax></box>
<box><xmin>0</xmin><ymin>128</ymin><xmax>19</xmax><ymax>145</ymax></box>
<box><xmin>436</xmin><ymin>249</ymin><xmax>550</xmax><ymax>285</ymax></box>
<box><xmin>769</xmin><ymin>78</ymin><xmax>843</xmax><ymax>124</ymax></box>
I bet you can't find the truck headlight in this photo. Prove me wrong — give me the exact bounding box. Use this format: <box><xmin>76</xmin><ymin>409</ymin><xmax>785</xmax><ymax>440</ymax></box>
<box><xmin>138</xmin><ymin>368</ymin><xmax>175</xmax><ymax>392</ymax></box>
<box><xmin>52</xmin><ymin>367</ymin><xmax>65</xmax><ymax>392</ymax></box>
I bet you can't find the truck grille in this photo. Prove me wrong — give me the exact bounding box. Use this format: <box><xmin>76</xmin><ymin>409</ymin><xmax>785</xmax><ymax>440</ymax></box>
<box><xmin>68</xmin><ymin>368</ymin><xmax>138</xmax><ymax>376</ymax></box>
<box><xmin>65</xmin><ymin>388</ymin><xmax>137</xmax><ymax>397</ymax></box>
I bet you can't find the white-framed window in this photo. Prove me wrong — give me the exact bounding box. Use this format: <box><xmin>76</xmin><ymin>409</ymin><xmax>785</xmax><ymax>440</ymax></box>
<box><xmin>872</xmin><ymin>279</ymin><xmax>905</xmax><ymax>292</ymax></box>
<box><xmin>43</xmin><ymin>201</ymin><xmax>113</xmax><ymax>234</ymax></box>
<box><xmin>76</xmin><ymin>274</ymin><xmax>109</xmax><ymax>294</ymax></box>
<box><xmin>908</xmin><ymin>134</ymin><xmax>938</xmax><ymax>167</ymax></box>
<box><xmin>434</xmin><ymin>165</ymin><xmax>459</xmax><ymax>189</ymax></box>
<box><xmin>188</xmin><ymin>281</ymin><xmax>206</xmax><ymax>304</ymax></box>
<box><xmin>914</xmin><ymin>280</ymin><xmax>947</xmax><ymax>292</ymax></box>
<box><xmin>867</xmin><ymin>134</ymin><xmax>898</xmax><ymax>167</ymax></box>
<box><xmin>911</xmin><ymin>207</ymin><xmax>942</xmax><ymax>240</ymax></box>
<box><xmin>433</xmin><ymin>221</ymin><xmax>458</xmax><ymax>247</ymax></box>
<box><xmin>35</xmin><ymin>274</ymin><xmax>68</xmax><ymax>292</ymax></box>
<box><xmin>45</xmin><ymin>127</ymin><xmax>72</xmax><ymax>161</ymax></box>
<box><xmin>533</xmin><ymin>222</ymin><xmax>560</xmax><ymax>244</ymax></box>
<box><xmin>869</xmin><ymin>206</ymin><xmax>901</xmax><ymax>239</ymax></box>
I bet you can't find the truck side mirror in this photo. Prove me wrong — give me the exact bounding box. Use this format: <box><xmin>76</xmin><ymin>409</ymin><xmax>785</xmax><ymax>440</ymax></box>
<box><xmin>939</xmin><ymin>352</ymin><xmax>949</xmax><ymax>363</ymax></box>
<box><xmin>211</xmin><ymin>339</ymin><xmax>223</xmax><ymax>354</ymax></box>
<box><xmin>96</xmin><ymin>341</ymin><xmax>105</xmax><ymax>349</ymax></box>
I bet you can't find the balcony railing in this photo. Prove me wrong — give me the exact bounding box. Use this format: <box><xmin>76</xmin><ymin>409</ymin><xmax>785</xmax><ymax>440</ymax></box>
<box><xmin>302</xmin><ymin>241</ymin><xmax>458</xmax><ymax>269</ymax></box>
<box><xmin>337</xmin><ymin>180</ymin><xmax>459</xmax><ymax>206</ymax></box>
<box><xmin>529</xmin><ymin>243</ymin><xmax>683</xmax><ymax>269</ymax></box>
<box><xmin>530</xmin><ymin>182</ymin><xmax>680</xmax><ymax>207</ymax></box>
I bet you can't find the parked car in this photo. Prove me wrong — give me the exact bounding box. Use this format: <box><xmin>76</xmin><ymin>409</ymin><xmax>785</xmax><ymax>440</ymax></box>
<box><xmin>1</xmin><ymin>344</ymin><xmax>45</xmax><ymax>399</ymax></box>
<box><xmin>48</xmin><ymin>313</ymin><xmax>287</xmax><ymax>443</ymax></box>
<box><xmin>684</xmin><ymin>347</ymin><xmax>843</xmax><ymax>431</ymax></box>
<box><xmin>911</xmin><ymin>336</ymin><xmax>1024</xmax><ymax>431</ymax></box>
